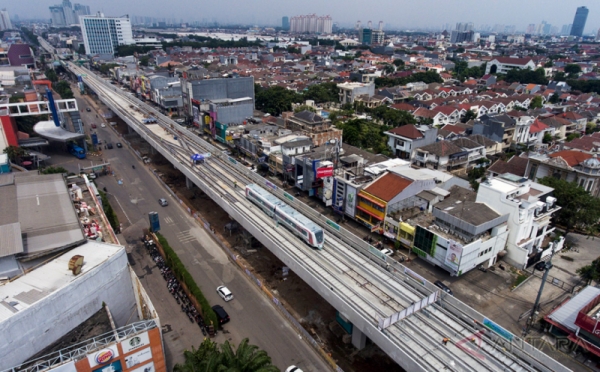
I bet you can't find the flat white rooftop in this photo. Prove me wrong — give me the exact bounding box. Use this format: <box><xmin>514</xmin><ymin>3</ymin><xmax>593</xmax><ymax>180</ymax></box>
<box><xmin>0</xmin><ymin>242</ymin><xmax>123</xmax><ymax>323</ymax></box>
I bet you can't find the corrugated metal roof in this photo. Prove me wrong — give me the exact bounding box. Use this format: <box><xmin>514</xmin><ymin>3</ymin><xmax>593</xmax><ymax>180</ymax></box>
<box><xmin>0</xmin><ymin>223</ymin><xmax>24</xmax><ymax>258</ymax></box>
<box><xmin>548</xmin><ymin>286</ymin><xmax>600</xmax><ymax>332</ymax></box>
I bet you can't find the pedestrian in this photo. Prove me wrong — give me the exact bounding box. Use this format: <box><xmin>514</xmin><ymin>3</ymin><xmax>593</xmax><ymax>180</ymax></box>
<box><xmin>234</xmin><ymin>181</ymin><xmax>237</xmax><ymax>188</ymax></box>
<box><xmin>442</xmin><ymin>337</ymin><xmax>449</xmax><ymax>346</ymax></box>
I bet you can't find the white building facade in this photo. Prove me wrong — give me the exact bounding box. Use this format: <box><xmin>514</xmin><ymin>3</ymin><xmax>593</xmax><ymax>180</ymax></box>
<box><xmin>476</xmin><ymin>174</ymin><xmax>564</xmax><ymax>269</ymax></box>
<box><xmin>80</xmin><ymin>12</ymin><xmax>133</xmax><ymax>55</ymax></box>
<box><xmin>0</xmin><ymin>9</ymin><xmax>13</xmax><ymax>31</ymax></box>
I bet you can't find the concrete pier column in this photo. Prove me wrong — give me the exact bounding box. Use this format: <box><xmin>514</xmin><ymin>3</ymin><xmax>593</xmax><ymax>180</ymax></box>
<box><xmin>352</xmin><ymin>326</ymin><xmax>367</xmax><ymax>350</ymax></box>
<box><xmin>186</xmin><ymin>176</ymin><xmax>194</xmax><ymax>190</ymax></box>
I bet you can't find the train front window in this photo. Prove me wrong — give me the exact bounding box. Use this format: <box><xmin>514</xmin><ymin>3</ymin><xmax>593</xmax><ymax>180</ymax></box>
<box><xmin>315</xmin><ymin>230</ymin><xmax>324</xmax><ymax>243</ymax></box>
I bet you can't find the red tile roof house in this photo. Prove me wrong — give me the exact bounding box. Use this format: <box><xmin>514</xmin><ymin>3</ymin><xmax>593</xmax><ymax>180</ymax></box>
<box><xmin>384</xmin><ymin>124</ymin><xmax>438</xmax><ymax>159</ymax></box>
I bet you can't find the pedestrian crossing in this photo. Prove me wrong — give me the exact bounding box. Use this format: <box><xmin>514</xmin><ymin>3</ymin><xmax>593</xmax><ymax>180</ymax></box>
<box><xmin>164</xmin><ymin>216</ymin><xmax>174</xmax><ymax>224</ymax></box>
<box><xmin>176</xmin><ymin>230</ymin><xmax>197</xmax><ymax>244</ymax></box>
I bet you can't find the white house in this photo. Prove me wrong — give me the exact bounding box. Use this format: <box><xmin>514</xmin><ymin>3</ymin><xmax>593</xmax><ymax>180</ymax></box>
<box><xmin>476</xmin><ymin>174</ymin><xmax>564</xmax><ymax>269</ymax></box>
<box><xmin>485</xmin><ymin>57</ymin><xmax>537</xmax><ymax>75</ymax></box>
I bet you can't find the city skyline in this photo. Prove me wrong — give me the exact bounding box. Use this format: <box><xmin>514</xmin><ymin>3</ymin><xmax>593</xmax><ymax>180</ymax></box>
<box><xmin>6</xmin><ymin>0</ymin><xmax>600</xmax><ymax>33</ymax></box>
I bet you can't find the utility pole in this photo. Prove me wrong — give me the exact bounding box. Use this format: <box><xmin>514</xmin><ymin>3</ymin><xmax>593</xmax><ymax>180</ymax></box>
<box><xmin>524</xmin><ymin>241</ymin><xmax>555</xmax><ymax>337</ymax></box>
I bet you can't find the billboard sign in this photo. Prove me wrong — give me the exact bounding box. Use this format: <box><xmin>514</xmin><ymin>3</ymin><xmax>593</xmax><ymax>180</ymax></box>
<box><xmin>130</xmin><ymin>362</ymin><xmax>155</xmax><ymax>372</ymax></box>
<box><xmin>88</xmin><ymin>345</ymin><xmax>119</xmax><ymax>368</ymax></box>
<box><xmin>49</xmin><ymin>361</ymin><xmax>77</xmax><ymax>372</ymax></box>
<box><xmin>344</xmin><ymin>185</ymin><xmax>357</xmax><ymax>217</ymax></box>
<box><xmin>316</xmin><ymin>166</ymin><xmax>333</xmax><ymax>179</ymax></box>
<box><xmin>445</xmin><ymin>240</ymin><xmax>463</xmax><ymax>270</ymax></box>
<box><xmin>124</xmin><ymin>347</ymin><xmax>152</xmax><ymax>369</ymax></box>
<box><xmin>121</xmin><ymin>332</ymin><xmax>150</xmax><ymax>354</ymax></box>
<box><xmin>93</xmin><ymin>361</ymin><xmax>123</xmax><ymax>372</ymax></box>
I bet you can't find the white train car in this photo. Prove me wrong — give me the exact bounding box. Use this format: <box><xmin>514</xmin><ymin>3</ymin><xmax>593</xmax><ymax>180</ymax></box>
<box><xmin>245</xmin><ymin>184</ymin><xmax>325</xmax><ymax>249</ymax></box>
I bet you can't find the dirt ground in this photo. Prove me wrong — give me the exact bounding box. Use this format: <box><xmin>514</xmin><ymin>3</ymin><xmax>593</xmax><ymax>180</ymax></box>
<box><xmin>123</xmin><ymin>138</ymin><xmax>404</xmax><ymax>372</ymax></box>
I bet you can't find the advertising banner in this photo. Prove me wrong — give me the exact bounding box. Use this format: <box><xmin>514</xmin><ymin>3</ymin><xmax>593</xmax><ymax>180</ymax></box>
<box><xmin>445</xmin><ymin>240</ymin><xmax>463</xmax><ymax>270</ymax></box>
<box><xmin>404</xmin><ymin>267</ymin><xmax>426</xmax><ymax>286</ymax></box>
<box><xmin>93</xmin><ymin>361</ymin><xmax>123</xmax><ymax>372</ymax></box>
<box><xmin>316</xmin><ymin>167</ymin><xmax>333</xmax><ymax>179</ymax></box>
<box><xmin>121</xmin><ymin>332</ymin><xmax>150</xmax><ymax>354</ymax></box>
<box><xmin>344</xmin><ymin>185</ymin><xmax>356</xmax><ymax>217</ymax></box>
<box><xmin>129</xmin><ymin>362</ymin><xmax>155</xmax><ymax>372</ymax></box>
<box><xmin>124</xmin><ymin>347</ymin><xmax>152</xmax><ymax>369</ymax></box>
<box><xmin>88</xmin><ymin>345</ymin><xmax>120</xmax><ymax>368</ymax></box>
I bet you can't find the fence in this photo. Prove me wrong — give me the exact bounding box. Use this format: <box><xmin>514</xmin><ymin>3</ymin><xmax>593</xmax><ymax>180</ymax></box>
<box><xmin>148</xmin><ymin>169</ymin><xmax>344</xmax><ymax>372</ymax></box>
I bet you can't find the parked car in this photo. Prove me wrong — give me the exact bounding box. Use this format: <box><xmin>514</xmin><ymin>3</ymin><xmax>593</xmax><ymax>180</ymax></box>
<box><xmin>217</xmin><ymin>286</ymin><xmax>233</xmax><ymax>301</ymax></box>
<box><xmin>285</xmin><ymin>367</ymin><xmax>303</xmax><ymax>372</ymax></box>
<box><xmin>158</xmin><ymin>198</ymin><xmax>168</xmax><ymax>206</ymax></box>
<box><xmin>380</xmin><ymin>248</ymin><xmax>393</xmax><ymax>257</ymax></box>
<box><xmin>86</xmin><ymin>107</ymin><xmax>91</xmax><ymax>112</ymax></box>
<box><xmin>212</xmin><ymin>305</ymin><xmax>230</xmax><ymax>324</ymax></box>
<box><xmin>106</xmin><ymin>143</ymin><xmax>113</xmax><ymax>149</ymax></box>
<box><xmin>116</xmin><ymin>142</ymin><xmax>122</xmax><ymax>148</ymax></box>
<box><xmin>91</xmin><ymin>123</ymin><xmax>97</xmax><ymax>129</ymax></box>
<box><xmin>101</xmin><ymin>123</ymin><xmax>106</xmax><ymax>128</ymax></box>
<box><xmin>434</xmin><ymin>280</ymin><xmax>453</xmax><ymax>296</ymax></box>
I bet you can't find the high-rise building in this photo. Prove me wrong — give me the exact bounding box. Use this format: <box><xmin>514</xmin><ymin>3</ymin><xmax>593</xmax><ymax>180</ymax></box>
<box><xmin>289</xmin><ymin>14</ymin><xmax>332</xmax><ymax>34</ymax></box>
<box><xmin>80</xmin><ymin>12</ymin><xmax>133</xmax><ymax>55</ymax></box>
<box><xmin>0</xmin><ymin>9</ymin><xmax>13</xmax><ymax>31</ymax></box>
<box><xmin>282</xmin><ymin>16</ymin><xmax>289</xmax><ymax>30</ymax></box>
<box><xmin>49</xmin><ymin>1</ymin><xmax>90</xmax><ymax>26</ymax></box>
<box><xmin>561</xmin><ymin>24</ymin><xmax>572</xmax><ymax>35</ymax></box>
<box><xmin>570</xmin><ymin>6</ymin><xmax>589</xmax><ymax>37</ymax></box>
<box><xmin>358</xmin><ymin>27</ymin><xmax>384</xmax><ymax>46</ymax></box>
<box><xmin>526</xmin><ymin>24</ymin><xmax>536</xmax><ymax>34</ymax></box>
<box><xmin>451</xmin><ymin>30</ymin><xmax>474</xmax><ymax>43</ymax></box>
<box><xmin>455</xmin><ymin>22</ymin><xmax>474</xmax><ymax>32</ymax></box>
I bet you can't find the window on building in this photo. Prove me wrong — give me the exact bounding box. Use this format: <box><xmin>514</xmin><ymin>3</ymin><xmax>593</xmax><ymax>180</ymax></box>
<box><xmin>579</xmin><ymin>178</ymin><xmax>586</xmax><ymax>187</ymax></box>
<box><xmin>528</xmin><ymin>163</ymin><xmax>538</xmax><ymax>180</ymax></box>
<box><xmin>587</xmin><ymin>180</ymin><xmax>594</xmax><ymax>192</ymax></box>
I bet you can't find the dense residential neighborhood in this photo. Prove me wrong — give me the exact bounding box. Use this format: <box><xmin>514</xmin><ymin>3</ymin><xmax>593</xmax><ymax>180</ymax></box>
<box><xmin>3</xmin><ymin>5</ymin><xmax>600</xmax><ymax>372</ymax></box>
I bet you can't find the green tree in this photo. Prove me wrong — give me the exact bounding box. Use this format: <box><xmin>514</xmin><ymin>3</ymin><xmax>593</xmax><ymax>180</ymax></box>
<box><xmin>505</xmin><ymin>68</ymin><xmax>548</xmax><ymax>85</ymax></box>
<box><xmin>393</xmin><ymin>58</ymin><xmax>405</xmax><ymax>67</ymax></box>
<box><xmin>542</xmin><ymin>132</ymin><xmax>553</xmax><ymax>144</ymax></box>
<box><xmin>255</xmin><ymin>85</ymin><xmax>303</xmax><ymax>116</ymax></box>
<box><xmin>564</xmin><ymin>64</ymin><xmax>582</xmax><ymax>75</ymax></box>
<box><xmin>544</xmin><ymin>60</ymin><xmax>553</xmax><ymax>68</ymax></box>
<box><xmin>40</xmin><ymin>166</ymin><xmax>68</xmax><ymax>174</ymax></box>
<box><xmin>383</xmin><ymin>64</ymin><xmax>395</xmax><ymax>75</ymax></box>
<box><xmin>293</xmin><ymin>104</ymin><xmax>316</xmax><ymax>113</ymax></box>
<box><xmin>538</xmin><ymin>177</ymin><xmax>600</xmax><ymax>237</ymax></box>
<box><xmin>302</xmin><ymin>82</ymin><xmax>338</xmax><ymax>103</ymax></box>
<box><xmin>549</xmin><ymin>93</ymin><xmax>560</xmax><ymax>104</ymax></box>
<box><xmin>3</xmin><ymin>146</ymin><xmax>29</xmax><ymax>162</ymax></box>
<box><xmin>139</xmin><ymin>55</ymin><xmax>150</xmax><ymax>66</ymax></box>
<box><xmin>530</xmin><ymin>96</ymin><xmax>543</xmax><ymax>109</ymax></box>
<box><xmin>45</xmin><ymin>69</ymin><xmax>58</xmax><ymax>83</ymax></box>
<box><xmin>462</xmin><ymin>110</ymin><xmax>478</xmax><ymax>123</ymax></box>
<box><xmin>173</xmin><ymin>338</ymin><xmax>278</xmax><ymax>372</ymax></box>
<box><xmin>566</xmin><ymin>133</ymin><xmax>581</xmax><ymax>142</ymax></box>
<box><xmin>577</xmin><ymin>258</ymin><xmax>600</xmax><ymax>285</ymax></box>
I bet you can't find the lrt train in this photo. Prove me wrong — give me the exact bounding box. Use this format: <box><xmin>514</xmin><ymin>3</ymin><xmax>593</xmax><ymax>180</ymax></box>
<box><xmin>245</xmin><ymin>184</ymin><xmax>325</xmax><ymax>249</ymax></box>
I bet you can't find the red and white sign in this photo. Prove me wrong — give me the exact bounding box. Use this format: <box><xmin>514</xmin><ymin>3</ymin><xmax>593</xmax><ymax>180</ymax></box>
<box><xmin>87</xmin><ymin>345</ymin><xmax>119</xmax><ymax>368</ymax></box>
<box><xmin>316</xmin><ymin>167</ymin><xmax>333</xmax><ymax>179</ymax></box>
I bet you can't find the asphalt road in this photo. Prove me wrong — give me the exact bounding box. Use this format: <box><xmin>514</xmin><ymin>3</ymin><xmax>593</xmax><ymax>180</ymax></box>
<box><xmin>46</xmin><ymin>89</ymin><xmax>330</xmax><ymax>372</ymax></box>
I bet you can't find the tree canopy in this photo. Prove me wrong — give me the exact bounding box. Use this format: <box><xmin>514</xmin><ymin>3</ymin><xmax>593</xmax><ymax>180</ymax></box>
<box><xmin>173</xmin><ymin>338</ymin><xmax>278</xmax><ymax>372</ymax></box>
<box><xmin>538</xmin><ymin>176</ymin><xmax>600</xmax><ymax>236</ymax></box>
<box><xmin>375</xmin><ymin>70</ymin><xmax>443</xmax><ymax>88</ymax></box>
<box><xmin>335</xmin><ymin>119</ymin><xmax>391</xmax><ymax>155</ymax></box>
<box><xmin>303</xmin><ymin>82</ymin><xmax>338</xmax><ymax>104</ymax></box>
<box><xmin>504</xmin><ymin>68</ymin><xmax>548</xmax><ymax>85</ymax></box>
<box><xmin>530</xmin><ymin>96</ymin><xmax>543</xmax><ymax>109</ymax></box>
<box><xmin>453</xmin><ymin>61</ymin><xmax>487</xmax><ymax>82</ymax></box>
<box><xmin>577</xmin><ymin>257</ymin><xmax>600</xmax><ymax>285</ymax></box>
<box><xmin>255</xmin><ymin>85</ymin><xmax>303</xmax><ymax>116</ymax></box>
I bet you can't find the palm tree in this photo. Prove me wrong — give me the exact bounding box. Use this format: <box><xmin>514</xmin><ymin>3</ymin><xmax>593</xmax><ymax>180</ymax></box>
<box><xmin>219</xmin><ymin>338</ymin><xmax>279</xmax><ymax>372</ymax></box>
<box><xmin>173</xmin><ymin>338</ymin><xmax>279</xmax><ymax>372</ymax></box>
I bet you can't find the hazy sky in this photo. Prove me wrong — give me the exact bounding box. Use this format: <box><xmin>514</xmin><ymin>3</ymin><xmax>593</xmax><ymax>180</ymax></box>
<box><xmin>7</xmin><ymin>0</ymin><xmax>600</xmax><ymax>32</ymax></box>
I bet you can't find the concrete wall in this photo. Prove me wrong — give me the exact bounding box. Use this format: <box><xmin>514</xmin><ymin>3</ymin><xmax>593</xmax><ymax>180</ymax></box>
<box><xmin>0</xmin><ymin>248</ymin><xmax>137</xmax><ymax>369</ymax></box>
<box><xmin>189</xmin><ymin>77</ymin><xmax>255</xmax><ymax>102</ymax></box>
<box><xmin>215</xmin><ymin>102</ymin><xmax>254</xmax><ymax>125</ymax></box>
